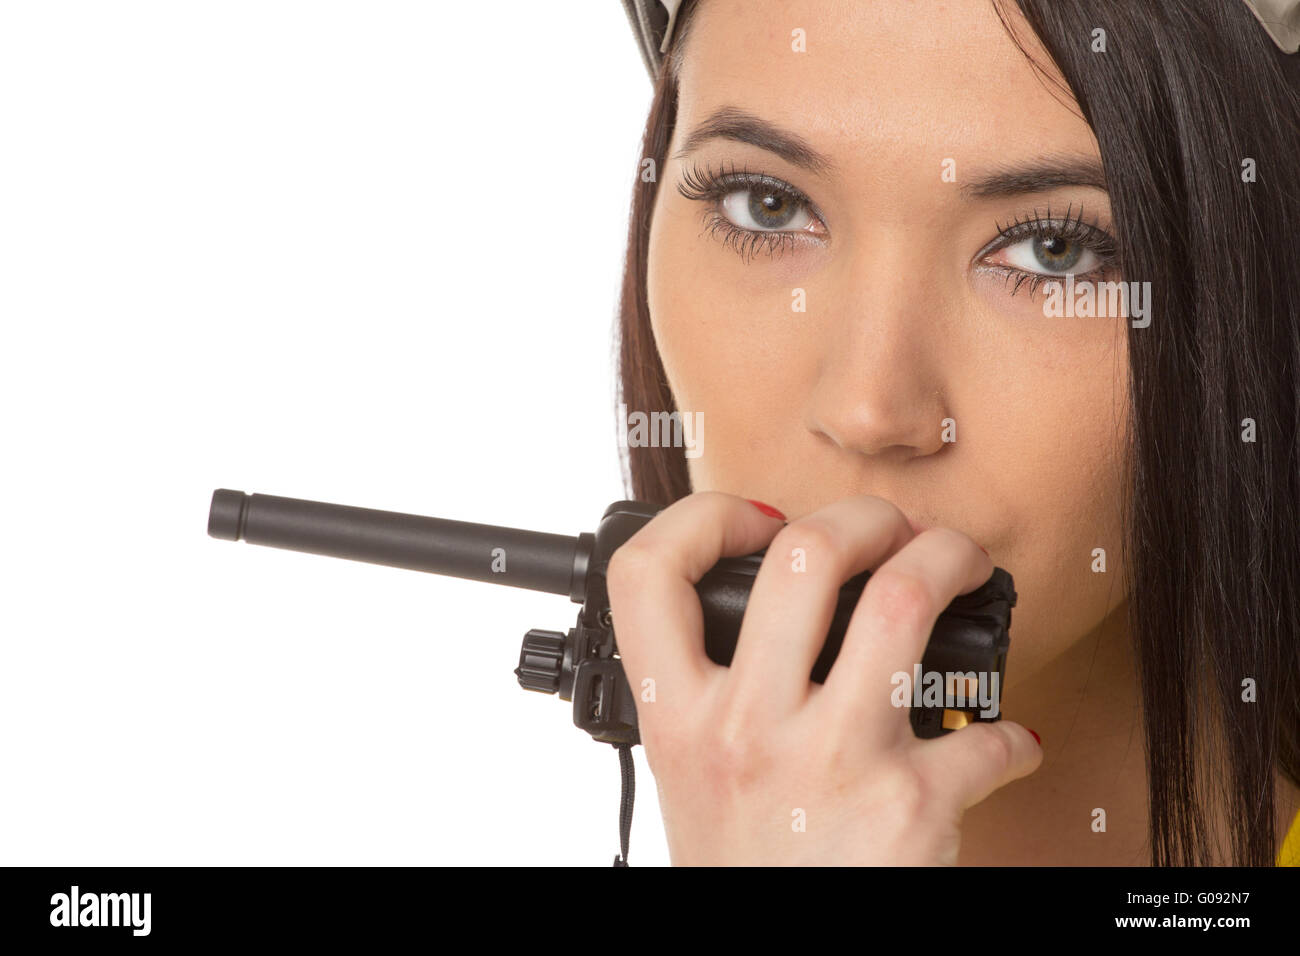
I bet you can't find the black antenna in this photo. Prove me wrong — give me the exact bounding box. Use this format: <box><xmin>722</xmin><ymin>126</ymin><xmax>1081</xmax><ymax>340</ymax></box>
<box><xmin>208</xmin><ymin>489</ymin><xmax>591</xmax><ymax>602</ymax></box>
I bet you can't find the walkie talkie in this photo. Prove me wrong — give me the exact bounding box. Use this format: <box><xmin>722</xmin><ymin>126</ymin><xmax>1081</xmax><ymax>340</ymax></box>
<box><xmin>208</xmin><ymin>490</ymin><xmax>1018</xmax><ymax>862</ymax></box>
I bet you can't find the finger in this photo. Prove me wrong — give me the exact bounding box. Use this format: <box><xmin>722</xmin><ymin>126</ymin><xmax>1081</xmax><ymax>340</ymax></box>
<box><xmin>605</xmin><ymin>491</ymin><xmax>785</xmax><ymax>720</ymax></box>
<box><xmin>912</xmin><ymin>720</ymin><xmax>1043</xmax><ymax>809</ymax></box>
<box><xmin>726</xmin><ymin>495</ymin><xmax>914</xmax><ymax>717</ymax></box>
<box><xmin>820</xmin><ymin>527</ymin><xmax>993</xmax><ymax>735</ymax></box>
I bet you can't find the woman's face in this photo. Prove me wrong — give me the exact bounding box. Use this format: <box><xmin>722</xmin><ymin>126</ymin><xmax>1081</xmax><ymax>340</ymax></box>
<box><xmin>647</xmin><ymin>0</ymin><xmax>1130</xmax><ymax>682</ymax></box>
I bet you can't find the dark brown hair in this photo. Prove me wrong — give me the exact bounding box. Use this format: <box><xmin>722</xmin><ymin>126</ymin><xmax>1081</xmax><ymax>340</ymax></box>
<box><xmin>614</xmin><ymin>0</ymin><xmax>1300</xmax><ymax>865</ymax></box>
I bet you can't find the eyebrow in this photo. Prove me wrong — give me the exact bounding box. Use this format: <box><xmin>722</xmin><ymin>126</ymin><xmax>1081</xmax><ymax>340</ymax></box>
<box><xmin>672</xmin><ymin>107</ymin><xmax>1108</xmax><ymax>199</ymax></box>
<box><xmin>961</xmin><ymin>158</ymin><xmax>1109</xmax><ymax>198</ymax></box>
<box><xmin>671</xmin><ymin>106</ymin><xmax>835</xmax><ymax>175</ymax></box>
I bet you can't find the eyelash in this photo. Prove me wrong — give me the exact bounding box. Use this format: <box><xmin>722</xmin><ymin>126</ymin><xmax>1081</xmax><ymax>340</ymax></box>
<box><xmin>979</xmin><ymin>204</ymin><xmax>1118</xmax><ymax>296</ymax></box>
<box><xmin>675</xmin><ymin>160</ymin><xmax>1119</xmax><ymax>292</ymax></box>
<box><xmin>676</xmin><ymin>160</ymin><xmax>825</xmax><ymax>263</ymax></box>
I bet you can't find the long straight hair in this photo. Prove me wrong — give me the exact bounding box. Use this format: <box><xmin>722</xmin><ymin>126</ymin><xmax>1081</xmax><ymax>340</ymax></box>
<box><xmin>614</xmin><ymin>0</ymin><xmax>1300</xmax><ymax>866</ymax></box>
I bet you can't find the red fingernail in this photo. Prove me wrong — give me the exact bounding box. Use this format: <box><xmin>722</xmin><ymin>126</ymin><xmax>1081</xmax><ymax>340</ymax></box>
<box><xmin>1028</xmin><ymin>728</ymin><xmax>1041</xmax><ymax>746</ymax></box>
<box><xmin>747</xmin><ymin>499</ymin><xmax>786</xmax><ymax>521</ymax></box>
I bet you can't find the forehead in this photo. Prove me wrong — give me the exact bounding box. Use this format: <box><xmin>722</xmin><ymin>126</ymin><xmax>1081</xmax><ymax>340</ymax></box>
<box><xmin>674</xmin><ymin>0</ymin><xmax>1099</xmax><ymax>178</ymax></box>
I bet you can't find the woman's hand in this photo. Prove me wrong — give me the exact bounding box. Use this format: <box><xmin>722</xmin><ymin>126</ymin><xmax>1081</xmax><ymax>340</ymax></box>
<box><xmin>605</xmin><ymin>492</ymin><xmax>1042</xmax><ymax>865</ymax></box>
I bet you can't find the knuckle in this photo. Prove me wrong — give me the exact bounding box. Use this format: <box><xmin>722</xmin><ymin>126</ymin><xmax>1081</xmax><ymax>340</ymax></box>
<box><xmin>706</xmin><ymin>705</ymin><xmax>771</xmax><ymax>790</ymax></box>
<box><xmin>879</xmin><ymin>762</ymin><xmax>930</xmax><ymax>820</ymax></box>
<box><xmin>921</xmin><ymin>525</ymin><xmax>963</xmax><ymax>547</ymax></box>
<box><xmin>962</xmin><ymin>723</ymin><xmax>1015</xmax><ymax>769</ymax></box>
<box><xmin>774</xmin><ymin>515</ymin><xmax>844</xmax><ymax>570</ymax></box>
<box><xmin>978</xmin><ymin>725</ymin><xmax>1016</xmax><ymax>768</ymax></box>
<box><xmin>809</xmin><ymin>730</ymin><xmax>857</xmax><ymax>786</ymax></box>
<box><xmin>857</xmin><ymin>494</ymin><xmax>908</xmax><ymax>527</ymax></box>
<box><xmin>693</xmin><ymin>489</ymin><xmax>732</xmax><ymax>508</ymax></box>
<box><xmin>605</xmin><ymin>540</ymin><xmax>654</xmax><ymax>592</ymax></box>
<box><xmin>925</xmin><ymin>525</ymin><xmax>980</xmax><ymax>556</ymax></box>
<box><xmin>867</xmin><ymin>569</ymin><xmax>936</xmax><ymax>624</ymax></box>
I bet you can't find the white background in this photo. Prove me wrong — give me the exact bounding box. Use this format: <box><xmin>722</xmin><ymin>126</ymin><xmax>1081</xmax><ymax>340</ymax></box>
<box><xmin>0</xmin><ymin>0</ymin><xmax>669</xmax><ymax>865</ymax></box>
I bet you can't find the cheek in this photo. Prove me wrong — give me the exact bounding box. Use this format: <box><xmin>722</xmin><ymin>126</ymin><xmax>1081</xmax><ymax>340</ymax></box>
<box><xmin>648</xmin><ymin>205</ymin><xmax>814</xmax><ymax>464</ymax></box>
<box><xmin>990</xmin><ymin>323</ymin><xmax>1130</xmax><ymax>662</ymax></box>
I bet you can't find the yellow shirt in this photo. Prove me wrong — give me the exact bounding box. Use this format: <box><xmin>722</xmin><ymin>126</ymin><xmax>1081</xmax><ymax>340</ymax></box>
<box><xmin>1279</xmin><ymin>808</ymin><xmax>1300</xmax><ymax>866</ymax></box>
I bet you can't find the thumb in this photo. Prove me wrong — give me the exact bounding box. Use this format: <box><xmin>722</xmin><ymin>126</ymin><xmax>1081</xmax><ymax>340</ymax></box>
<box><xmin>914</xmin><ymin>720</ymin><xmax>1043</xmax><ymax>810</ymax></box>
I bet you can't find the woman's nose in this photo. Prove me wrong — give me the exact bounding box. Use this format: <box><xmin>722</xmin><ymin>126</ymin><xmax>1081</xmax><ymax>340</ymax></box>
<box><xmin>802</xmin><ymin>253</ymin><xmax>953</xmax><ymax>461</ymax></box>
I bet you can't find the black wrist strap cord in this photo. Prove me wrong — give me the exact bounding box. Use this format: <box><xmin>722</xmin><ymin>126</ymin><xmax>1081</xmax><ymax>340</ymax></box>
<box><xmin>612</xmin><ymin>742</ymin><xmax>635</xmax><ymax>867</ymax></box>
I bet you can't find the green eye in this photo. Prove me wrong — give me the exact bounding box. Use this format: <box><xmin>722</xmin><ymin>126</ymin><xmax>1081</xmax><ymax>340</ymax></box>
<box><xmin>981</xmin><ymin>208</ymin><xmax>1117</xmax><ymax>285</ymax></box>
<box><xmin>1001</xmin><ymin>233</ymin><xmax>1100</xmax><ymax>276</ymax></box>
<box><xmin>720</xmin><ymin>187</ymin><xmax>815</xmax><ymax>232</ymax></box>
<box><xmin>1031</xmin><ymin>235</ymin><xmax>1083</xmax><ymax>271</ymax></box>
